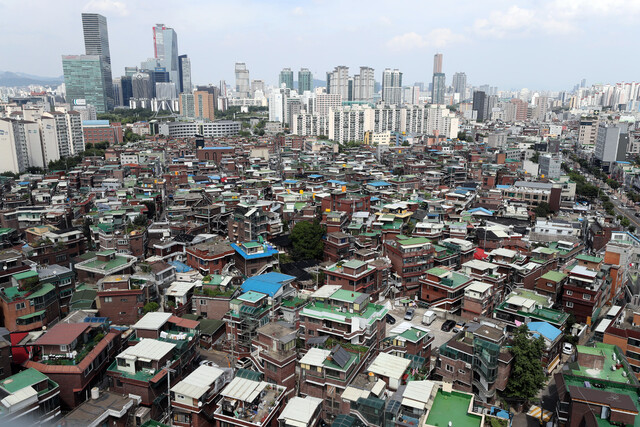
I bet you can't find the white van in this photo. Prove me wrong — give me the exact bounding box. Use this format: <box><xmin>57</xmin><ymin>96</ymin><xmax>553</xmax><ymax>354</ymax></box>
<box><xmin>422</xmin><ymin>310</ymin><xmax>436</xmax><ymax>325</ymax></box>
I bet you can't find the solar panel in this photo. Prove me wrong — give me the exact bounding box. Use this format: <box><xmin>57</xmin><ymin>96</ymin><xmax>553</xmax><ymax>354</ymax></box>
<box><xmin>331</xmin><ymin>345</ymin><xmax>350</xmax><ymax>369</ymax></box>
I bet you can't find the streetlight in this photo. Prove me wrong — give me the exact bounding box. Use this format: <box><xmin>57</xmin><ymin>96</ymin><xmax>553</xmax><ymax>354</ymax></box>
<box><xmin>163</xmin><ymin>364</ymin><xmax>176</xmax><ymax>424</ymax></box>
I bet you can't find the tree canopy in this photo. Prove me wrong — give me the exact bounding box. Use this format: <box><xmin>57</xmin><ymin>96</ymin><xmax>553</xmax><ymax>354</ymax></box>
<box><xmin>290</xmin><ymin>220</ymin><xmax>325</xmax><ymax>260</ymax></box>
<box><xmin>534</xmin><ymin>202</ymin><xmax>552</xmax><ymax>218</ymax></box>
<box><xmin>505</xmin><ymin>325</ymin><xmax>546</xmax><ymax>403</ymax></box>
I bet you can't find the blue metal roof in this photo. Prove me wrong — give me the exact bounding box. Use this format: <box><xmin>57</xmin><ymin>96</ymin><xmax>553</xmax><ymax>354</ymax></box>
<box><xmin>468</xmin><ymin>207</ymin><xmax>494</xmax><ymax>215</ymax></box>
<box><xmin>82</xmin><ymin>120</ymin><xmax>109</xmax><ymax>126</ymax></box>
<box><xmin>240</xmin><ymin>272</ymin><xmax>296</xmax><ymax>297</ymax></box>
<box><xmin>327</xmin><ymin>180</ymin><xmax>347</xmax><ymax>185</ymax></box>
<box><xmin>283</xmin><ymin>179</ymin><xmax>298</xmax><ymax>184</ymax></box>
<box><xmin>231</xmin><ymin>242</ymin><xmax>279</xmax><ymax>260</ymax></box>
<box><xmin>496</xmin><ymin>185</ymin><xmax>511</xmax><ymax>189</ymax></box>
<box><xmin>201</xmin><ymin>146</ymin><xmax>233</xmax><ymax>150</ymax></box>
<box><xmin>367</xmin><ymin>181</ymin><xmax>391</xmax><ymax>187</ymax></box>
<box><xmin>528</xmin><ymin>321</ymin><xmax>561</xmax><ymax>341</ymax></box>
<box><xmin>308</xmin><ymin>174</ymin><xmax>323</xmax><ymax>178</ymax></box>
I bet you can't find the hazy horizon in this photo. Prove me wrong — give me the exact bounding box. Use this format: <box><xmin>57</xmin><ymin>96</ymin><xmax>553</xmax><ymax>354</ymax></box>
<box><xmin>2</xmin><ymin>0</ymin><xmax>640</xmax><ymax>92</ymax></box>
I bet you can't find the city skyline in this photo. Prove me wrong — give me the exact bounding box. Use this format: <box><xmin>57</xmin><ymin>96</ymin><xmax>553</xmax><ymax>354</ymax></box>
<box><xmin>2</xmin><ymin>0</ymin><xmax>640</xmax><ymax>91</ymax></box>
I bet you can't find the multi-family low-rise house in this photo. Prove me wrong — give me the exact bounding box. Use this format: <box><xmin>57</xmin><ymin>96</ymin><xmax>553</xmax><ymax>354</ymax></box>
<box><xmin>436</xmin><ymin>321</ymin><xmax>513</xmax><ymax>403</ymax></box>
<box><xmin>562</xmin><ymin>258</ymin><xmax>608</xmax><ymax>324</ymax></box>
<box><xmin>231</xmin><ymin>240</ymin><xmax>280</xmax><ymax>277</ymax></box>
<box><xmin>250</xmin><ymin>322</ymin><xmax>298</xmax><ymax>399</ymax></box>
<box><xmin>23</xmin><ymin>320</ymin><xmax>122</xmax><ymax>409</ymax></box>
<box><xmin>384</xmin><ymin>235</ymin><xmax>434</xmax><ymax>295</ymax></box>
<box><xmin>494</xmin><ymin>288</ymin><xmax>569</xmax><ymax>331</ymax></box>
<box><xmin>323</xmin><ymin>231</ymin><xmax>353</xmax><ymax>262</ymax></box>
<box><xmin>603</xmin><ymin>303</ymin><xmax>640</xmax><ymax>379</ymax></box>
<box><xmin>277</xmin><ymin>396</ymin><xmax>324</xmax><ymax>427</ymax></box>
<box><xmin>419</xmin><ymin>267</ymin><xmax>473</xmax><ymax>313</ymax></box>
<box><xmin>0</xmin><ymin>368</ymin><xmax>60</xmax><ymax>425</ymax></box>
<box><xmin>74</xmin><ymin>250</ymin><xmax>137</xmax><ymax>284</ymax></box>
<box><xmin>170</xmin><ymin>364</ymin><xmax>231</xmax><ymax>427</ymax></box>
<box><xmin>528</xmin><ymin>321</ymin><xmax>563</xmax><ymax>374</ymax></box>
<box><xmin>461</xmin><ymin>281</ymin><xmax>496</xmax><ymax>321</ymax></box>
<box><xmin>324</xmin><ymin>259</ymin><xmax>379</xmax><ymax>298</ymax></box>
<box><xmin>23</xmin><ymin>226</ymin><xmax>86</xmax><ymax>266</ymax></box>
<box><xmin>185</xmin><ymin>239</ymin><xmax>234</xmax><ymax>276</ymax></box>
<box><xmin>0</xmin><ymin>271</ymin><xmax>60</xmax><ymax>333</ymax></box>
<box><xmin>224</xmin><ymin>291</ymin><xmax>273</xmax><ymax>358</ymax></box>
<box><xmin>381</xmin><ymin>322</ymin><xmax>434</xmax><ymax>365</ymax></box>
<box><xmin>213</xmin><ymin>376</ymin><xmax>287</xmax><ymax>427</ymax></box>
<box><xmin>534</xmin><ymin>270</ymin><xmax>567</xmax><ymax>303</ymax></box>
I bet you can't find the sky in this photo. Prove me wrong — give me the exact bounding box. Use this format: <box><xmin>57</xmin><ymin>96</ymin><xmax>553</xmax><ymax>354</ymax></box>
<box><xmin>1</xmin><ymin>0</ymin><xmax>640</xmax><ymax>91</ymax></box>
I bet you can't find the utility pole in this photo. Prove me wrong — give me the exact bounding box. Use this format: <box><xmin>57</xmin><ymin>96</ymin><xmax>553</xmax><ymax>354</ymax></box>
<box><xmin>163</xmin><ymin>364</ymin><xmax>176</xmax><ymax>424</ymax></box>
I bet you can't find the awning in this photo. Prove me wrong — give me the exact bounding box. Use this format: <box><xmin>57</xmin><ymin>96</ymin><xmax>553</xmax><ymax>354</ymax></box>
<box><xmin>527</xmin><ymin>405</ymin><xmax>552</xmax><ymax>422</ymax></box>
<box><xmin>547</xmin><ymin>354</ymin><xmax>560</xmax><ymax>373</ymax></box>
<box><xmin>402</xmin><ymin>397</ymin><xmax>426</xmax><ymax>410</ymax></box>
<box><xmin>17</xmin><ymin>310</ymin><xmax>45</xmax><ymax>320</ymax></box>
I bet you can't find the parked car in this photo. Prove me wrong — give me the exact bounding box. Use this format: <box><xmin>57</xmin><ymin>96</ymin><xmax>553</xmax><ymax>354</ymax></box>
<box><xmin>563</xmin><ymin>342</ymin><xmax>574</xmax><ymax>355</ymax></box>
<box><xmin>385</xmin><ymin>313</ymin><xmax>397</xmax><ymax>324</ymax></box>
<box><xmin>422</xmin><ymin>310</ymin><xmax>436</xmax><ymax>325</ymax></box>
<box><xmin>441</xmin><ymin>319</ymin><xmax>456</xmax><ymax>332</ymax></box>
<box><xmin>200</xmin><ymin>360</ymin><xmax>219</xmax><ymax>367</ymax></box>
<box><xmin>452</xmin><ymin>321</ymin><xmax>466</xmax><ymax>333</ymax></box>
<box><xmin>404</xmin><ymin>309</ymin><xmax>415</xmax><ymax>321</ymax></box>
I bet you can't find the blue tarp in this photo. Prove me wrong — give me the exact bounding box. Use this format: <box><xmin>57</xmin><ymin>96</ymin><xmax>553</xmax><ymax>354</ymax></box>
<box><xmin>169</xmin><ymin>260</ymin><xmax>192</xmax><ymax>273</ymax></box>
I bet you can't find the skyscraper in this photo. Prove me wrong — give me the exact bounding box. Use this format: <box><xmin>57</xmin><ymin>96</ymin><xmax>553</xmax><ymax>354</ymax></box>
<box><xmin>279</xmin><ymin>68</ymin><xmax>294</xmax><ymax>90</ymax></box>
<box><xmin>298</xmin><ymin>68</ymin><xmax>313</xmax><ymax>93</ymax></box>
<box><xmin>251</xmin><ymin>80</ymin><xmax>265</xmax><ymax>96</ymax></box>
<box><xmin>153</xmin><ymin>24</ymin><xmax>179</xmax><ymax>90</ymax></box>
<box><xmin>452</xmin><ymin>72</ymin><xmax>467</xmax><ymax>99</ymax></box>
<box><xmin>382</xmin><ymin>68</ymin><xmax>402</xmax><ymax>105</ymax></box>
<box><xmin>472</xmin><ymin>91</ymin><xmax>487</xmax><ymax>122</ymax></box>
<box><xmin>75</xmin><ymin>13</ymin><xmax>113</xmax><ymax>111</ymax></box>
<box><xmin>433</xmin><ymin>53</ymin><xmax>443</xmax><ymax>74</ymax></box>
<box><xmin>353</xmin><ymin>66</ymin><xmax>375</xmax><ymax>102</ymax></box>
<box><xmin>431</xmin><ymin>53</ymin><xmax>445</xmax><ymax>105</ymax></box>
<box><xmin>62</xmin><ymin>55</ymin><xmax>110</xmax><ymax>113</ymax></box>
<box><xmin>235</xmin><ymin>63</ymin><xmax>250</xmax><ymax>98</ymax></box>
<box><xmin>178</xmin><ymin>54</ymin><xmax>192</xmax><ymax>93</ymax></box>
<box><xmin>326</xmin><ymin>66</ymin><xmax>350</xmax><ymax>100</ymax></box>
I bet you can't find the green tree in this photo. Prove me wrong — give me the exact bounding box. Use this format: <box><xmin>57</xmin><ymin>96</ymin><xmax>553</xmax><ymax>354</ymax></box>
<box><xmin>133</xmin><ymin>214</ymin><xmax>148</xmax><ymax>227</ymax></box>
<box><xmin>530</xmin><ymin>151</ymin><xmax>540</xmax><ymax>163</ymax></box>
<box><xmin>143</xmin><ymin>302</ymin><xmax>159</xmax><ymax>313</ymax></box>
<box><xmin>606</xmin><ymin>178</ymin><xmax>620</xmax><ymax>190</ymax></box>
<box><xmin>621</xmin><ymin>217</ymin><xmax>631</xmax><ymax>227</ymax></box>
<box><xmin>506</xmin><ymin>325</ymin><xmax>546</xmax><ymax>404</ymax></box>
<box><xmin>534</xmin><ymin>202</ymin><xmax>551</xmax><ymax>218</ymax></box>
<box><xmin>83</xmin><ymin>217</ymin><xmax>94</xmax><ymax>250</ymax></box>
<box><xmin>141</xmin><ymin>201</ymin><xmax>156</xmax><ymax>220</ymax></box>
<box><xmin>291</xmin><ymin>220</ymin><xmax>325</xmax><ymax>260</ymax></box>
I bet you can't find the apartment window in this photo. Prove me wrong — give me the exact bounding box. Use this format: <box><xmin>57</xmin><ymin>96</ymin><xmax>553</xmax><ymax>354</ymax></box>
<box><xmin>566</xmin><ymin>302</ymin><xmax>574</xmax><ymax>308</ymax></box>
<box><xmin>583</xmin><ymin>294</ymin><xmax>591</xmax><ymax>301</ymax></box>
<box><xmin>566</xmin><ymin>290</ymin><xmax>573</xmax><ymax>296</ymax></box>
<box><xmin>104</xmin><ymin>297</ymin><xmax>112</xmax><ymax>303</ymax></box>
<box><xmin>60</xmin><ymin>345</ymin><xmax>68</xmax><ymax>352</ymax></box>
<box><xmin>120</xmin><ymin>298</ymin><xmax>128</xmax><ymax>302</ymax></box>
<box><xmin>15</xmin><ymin>302</ymin><xmax>25</xmax><ymax>310</ymax></box>
<box><xmin>200</xmin><ymin>299</ymin><xmax>205</xmax><ymax>305</ymax></box>
<box><xmin>446</xmin><ymin>364</ymin><xmax>454</xmax><ymax>372</ymax></box>
<box><xmin>308</xmin><ymin>330</ymin><xmax>315</xmax><ymax>336</ymax></box>
<box><xmin>56</xmin><ymin>254</ymin><xmax>67</xmax><ymax>262</ymax></box>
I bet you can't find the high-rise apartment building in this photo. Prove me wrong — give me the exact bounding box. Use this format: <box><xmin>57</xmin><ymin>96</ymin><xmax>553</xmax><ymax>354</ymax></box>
<box><xmin>595</xmin><ymin>123</ymin><xmax>629</xmax><ymax>171</ymax></box>
<box><xmin>81</xmin><ymin>13</ymin><xmax>113</xmax><ymax>111</ymax></box>
<box><xmin>251</xmin><ymin>80</ymin><xmax>265</xmax><ymax>96</ymax></box>
<box><xmin>326</xmin><ymin>66</ymin><xmax>350</xmax><ymax>100</ymax></box>
<box><xmin>431</xmin><ymin>53</ymin><xmax>446</xmax><ymax>105</ymax></box>
<box><xmin>472</xmin><ymin>91</ymin><xmax>487</xmax><ymax>122</ymax></box>
<box><xmin>452</xmin><ymin>72</ymin><xmax>467</xmax><ymax>98</ymax></box>
<box><xmin>381</xmin><ymin>68</ymin><xmax>402</xmax><ymax>105</ymax></box>
<box><xmin>178</xmin><ymin>54</ymin><xmax>192</xmax><ymax>93</ymax></box>
<box><xmin>532</xmin><ymin>96</ymin><xmax>549</xmax><ymax>121</ymax></box>
<box><xmin>179</xmin><ymin>93</ymin><xmax>196</xmax><ymax>118</ymax></box>
<box><xmin>298</xmin><ymin>68</ymin><xmax>313</xmax><ymax>93</ymax></box>
<box><xmin>0</xmin><ymin>119</ymin><xmax>37</xmax><ymax>173</ymax></box>
<box><xmin>194</xmin><ymin>91</ymin><xmax>215</xmax><ymax>121</ymax></box>
<box><xmin>352</xmin><ymin>66</ymin><xmax>375</xmax><ymax>102</ymax></box>
<box><xmin>279</xmin><ymin>68</ymin><xmax>294</xmax><ymax>90</ymax></box>
<box><xmin>153</xmin><ymin>24</ymin><xmax>179</xmax><ymax>90</ymax></box>
<box><xmin>316</xmin><ymin>94</ymin><xmax>342</xmax><ymax>116</ymax></box>
<box><xmin>433</xmin><ymin>53</ymin><xmax>443</xmax><ymax>74</ymax></box>
<box><xmin>234</xmin><ymin>63</ymin><xmax>251</xmax><ymax>98</ymax></box>
<box><xmin>62</xmin><ymin>55</ymin><xmax>110</xmax><ymax>114</ymax></box>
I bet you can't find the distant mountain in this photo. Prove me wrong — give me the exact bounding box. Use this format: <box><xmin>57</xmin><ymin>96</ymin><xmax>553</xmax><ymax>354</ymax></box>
<box><xmin>0</xmin><ymin>71</ymin><xmax>64</xmax><ymax>87</ymax></box>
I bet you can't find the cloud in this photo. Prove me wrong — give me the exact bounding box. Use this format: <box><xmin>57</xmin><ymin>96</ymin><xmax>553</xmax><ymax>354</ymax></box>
<box><xmin>83</xmin><ymin>0</ymin><xmax>130</xmax><ymax>17</ymax></box>
<box><xmin>385</xmin><ymin>28</ymin><xmax>465</xmax><ymax>51</ymax></box>
<box><xmin>292</xmin><ymin>6</ymin><xmax>304</xmax><ymax>16</ymax></box>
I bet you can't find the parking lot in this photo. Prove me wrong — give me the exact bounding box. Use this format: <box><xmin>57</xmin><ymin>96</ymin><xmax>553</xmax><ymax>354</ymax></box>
<box><xmin>384</xmin><ymin>301</ymin><xmax>463</xmax><ymax>352</ymax></box>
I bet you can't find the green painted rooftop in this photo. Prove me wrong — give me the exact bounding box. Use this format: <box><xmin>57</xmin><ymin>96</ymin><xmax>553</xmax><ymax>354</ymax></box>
<box><xmin>26</xmin><ymin>283</ymin><xmax>55</xmax><ymax>299</ymax></box>
<box><xmin>12</xmin><ymin>270</ymin><xmax>39</xmax><ymax>280</ymax></box>
<box><xmin>427</xmin><ymin>267</ymin><xmax>450</xmax><ymax>277</ymax></box>
<box><xmin>426</xmin><ymin>390</ymin><xmax>481</xmax><ymax>427</ymax></box>
<box><xmin>571</xmin><ymin>343</ymin><xmax>633</xmax><ymax>384</ymax></box>
<box><xmin>341</xmin><ymin>260</ymin><xmax>367</xmax><ymax>270</ymax></box>
<box><xmin>0</xmin><ymin>368</ymin><xmax>53</xmax><ymax>394</ymax></box>
<box><xmin>576</xmin><ymin>254</ymin><xmax>604</xmax><ymax>263</ymax></box>
<box><xmin>302</xmin><ymin>301</ymin><xmax>386</xmax><ymax>324</ymax></box>
<box><xmin>331</xmin><ymin>289</ymin><xmax>364</xmax><ymax>303</ymax></box>
<box><xmin>541</xmin><ymin>271</ymin><xmax>567</xmax><ymax>282</ymax></box>
<box><xmin>238</xmin><ymin>291</ymin><xmax>267</xmax><ymax>303</ymax></box>
<box><xmin>80</xmin><ymin>255</ymin><xmax>131</xmax><ymax>271</ymax></box>
<box><xmin>396</xmin><ymin>236</ymin><xmax>431</xmax><ymax>246</ymax></box>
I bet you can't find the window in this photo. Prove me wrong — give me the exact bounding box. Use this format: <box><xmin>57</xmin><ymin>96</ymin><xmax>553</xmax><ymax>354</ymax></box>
<box><xmin>566</xmin><ymin>302</ymin><xmax>574</xmax><ymax>308</ymax></box>
<box><xmin>120</xmin><ymin>298</ymin><xmax>128</xmax><ymax>302</ymax></box>
<box><xmin>60</xmin><ymin>345</ymin><xmax>68</xmax><ymax>352</ymax></box>
<box><xmin>566</xmin><ymin>290</ymin><xmax>573</xmax><ymax>296</ymax></box>
<box><xmin>104</xmin><ymin>297</ymin><xmax>112</xmax><ymax>303</ymax></box>
<box><xmin>446</xmin><ymin>364</ymin><xmax>454</xmax><ymax>372</ymax></box>
<box><xmin>308</xmin><ymin>330</ymin><xmax>315</xmax><ymax>336</ymax></box>
<box><xmin>583</xmin><ymin>294</ymin><xmax>591</xmax><ymax>301</ymax></box>
<box><xmin>200</xmin><ymin>300</ymin><xmax>205</xmax><ymax>305</ymax></box>
<box><xmin>15</xmin><ymin>302</ymin><xmax>25</xmax><ymax>310</ymax></box>
<box><xmin>56</xmin><ymin>254</ymin><xmax>67</xmax><ymax>262</ymax></box>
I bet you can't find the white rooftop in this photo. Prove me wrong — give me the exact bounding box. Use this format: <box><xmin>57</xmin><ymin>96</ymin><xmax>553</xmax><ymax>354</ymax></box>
<box><xmin>220</xmin><ymin>377</ymin><xmax>267</xmax><ymax>402</ymax></box>
<box><xmin>170</xmin><ymin>365</ymin><xmax>224</xmax><ymax>399</ymax></box>
<box><xmin>463</xmin><ymin>259</ymin><xmax>496</xmax><ymax>271</ymax></box>
<box><xmin>465</xmin><ymin>281</ymin><xmax>493</xmax><ymax>294</ymax></box>
<box><xmin>117</xmin><ymin>338</ymin><xmax>175</xmax><ymax>361</ymax></box>
<box><xmin>132</xmin><ymin>312</ymin><xmax>172</xmax><ymax>330</ymax></box>
<box><xmin>341</xmin><ymin>386</ymin><xmax>371</xmax><ymax>403</ymax></box>
<box><xmin>402</xmin><ymin>380</ymin><xmax>435</xmax><ymax>410</ymax></box>
<box><xmin>310</xmin><ymin>285</ymin><xmax>342</xmax><ymax>299</ymax></box>
<box><xmin>166</xmin><ymin>281</ymin><xmax>196</xmax><ymax>297</ymax></box>
<box><xmin>278</xmin><ymin>396</ymin><xmax>323</xmax><ymax>426</ymax></box>
<box><xmin>367</xmin><ymin>352</ymin><xmax>410</xmax><ymax>380</ymax></box>
<box><xmin>299</xmin><ymin>348</ymin><xmax>331</xmax><ymax>367</ymax></box>
<box><xmin>490</xmin><ymin>248</ymin><xmax>517</xmax><ymax>258</ymax></box>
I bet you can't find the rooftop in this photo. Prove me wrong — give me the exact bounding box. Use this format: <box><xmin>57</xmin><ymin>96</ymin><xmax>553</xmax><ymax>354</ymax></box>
<box><xmin>425</xmin><ymin>389</ymin><xmax>482</xmax><ymax>427</ymax></box>
<box><xmin>61</xmin><ymin>391</ymin><xmax>140</xmax><ymax>427</ymax></box>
